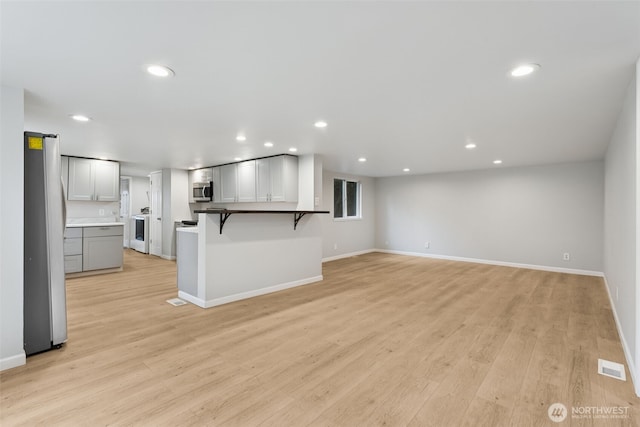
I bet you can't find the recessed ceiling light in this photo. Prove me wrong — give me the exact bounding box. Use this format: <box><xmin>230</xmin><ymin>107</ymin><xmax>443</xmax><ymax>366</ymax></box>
<box><xmin>493</xmin><ymin>159</ymin><xmax>503</xmax><ymax>165</ymax></box>
<box><xmin>264</xmin><ymin>141</ymin><xmax>274</xmax><ymax>147</ymax></box>
<box><xmin>146</xmin><ymin>65</ymin><xmax>175</xmax><ymax>77</ymax></box>
<box><xmin>358</xmin><ymin>157</ymin><xmax>367</xmax><ymax>162</ymax></box>
<box><xmin>70</xmin><ymin>114</ymin><xmax>91</xmax><ymax>122</ymax></box>
<box><xmin>314</xmin><ymin>120</ymin><xmax>328</xmax><ymax>128</ymax></box>
<box><xmin>234</xmin><ymin>157</ymin><xmax>242</xmax><ymax>161</ymax></box>
<box><xmin>510</xmin><ymin>63</ymin><xmax>540</xmax><ymax>77</ymax></box>
<box><xmin>188</xmin><ymin>167</ymin><xmax>195</xmax><ymax>170</ymax></box>
<box><xmin>236</xmin><ymin>134</ymin><xmax>246</xmax><ymax>142</ymax></box>
<box><xmin>289</xmin><ymin>147</ymin><xmax>298</xmax><ymax>152</ymax></box>
<box><xmin>465</xmin><ymin>143</ymin><xmax>477</xmax><ymax>150</ymax></box>
<box><xmin>403</xmin><ymin>168</ymin><xmax>410</xmax><ymax>172</ymax></box>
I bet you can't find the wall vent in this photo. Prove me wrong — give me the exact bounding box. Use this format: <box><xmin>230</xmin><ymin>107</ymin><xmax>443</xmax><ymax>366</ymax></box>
<box><xmin>598</xmin><ymin>359</ymin><xmax>626</xmax><ymax>381</ymax></box>
<box><xmin>166</xmin><ymin>298</ymin><xmax>187</xmax><ymax>307</ymax></box>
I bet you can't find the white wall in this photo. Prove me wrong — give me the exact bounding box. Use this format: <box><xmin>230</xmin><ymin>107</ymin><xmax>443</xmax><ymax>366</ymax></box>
<box><xmin>321</xmin><ymin>171</ymin><xmax>376</xmax><ymax>260</ymax></box>
<box><xmin>375</xmin><ymin>161</ymin><xmax>604</xmax><ymax>273</ymax></box>
<box><xmin>162</xmin><ymin>168</ymin><xmax>191</xmax><ymax>259</ymax></box>
<box><xmin>604</xmin><ymin>65</ymin><xmax>638</xmax><ymax>395</ymax></box>
<box><xmin>130</xmin><ymin>175</ymin><xmax>150</xmax><ymax>215</ymax></box>
<box><xmin>297</xmin><ymin>154</ymin><xmax>320</xmax><ymax>211</ymax></box>
<box><xmin>66</xmin><ymin>200</ymin><xmax>119</xmax><ymax>222</ymax></box>
<box><xmin>0</xmin><ymin>85</ymin><xmax>26</xmax><ymax>370</ymax></box>
<box><xmin>185</xmin><ymin>212</ymin><xmax>323</xmax><ymax>308</ymax></box>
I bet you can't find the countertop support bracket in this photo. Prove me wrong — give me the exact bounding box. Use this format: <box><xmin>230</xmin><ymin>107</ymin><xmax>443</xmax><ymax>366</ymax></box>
<box><xmin>219</xmin><ymin>212</ymin><xmax>232</xmax><ymax>234</ymax></box>
<box><xmin>293</xmin><ymin>212</ymin><xmax>307</xmax><ymax>230</ymax></box>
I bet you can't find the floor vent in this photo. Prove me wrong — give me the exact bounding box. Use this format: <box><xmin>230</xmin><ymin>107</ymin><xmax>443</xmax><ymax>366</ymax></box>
<box><xmin>166</xmin><ymin>298</ymin><xmax>187</xmax><ymax>307</ymax></box>
<box><xmin>598</xmin><ymin>359</ymin><xmax>626</xmax><ymax>381</ymax></box>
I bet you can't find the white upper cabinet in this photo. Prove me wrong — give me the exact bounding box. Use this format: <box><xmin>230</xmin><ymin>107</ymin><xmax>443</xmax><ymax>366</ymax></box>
<box><xmin>67</xmin><ymin>158</ymin><xmax>95</xmax><ymax>201</ymax></box>
<box><xmin>207</xmin><ymin>155</ymin><xmax>297</xmax><ymax>204</ymax></box>
<box><xmin>188</xmin><ymin>167</ymin><xmax>213</xmax><ymax>203</ymax></box>
<box><xmin>220</xmin><ymin>163</ymin><xmax>238</xmax><ymax>203</ymax></box>
<box><xmin>219</xmin><ymin>161</ymin><xmax>256</xmax><ymax>203</ymax></box>
<box><xmin>67</xmin><ymin>157</ymin><xmax>119</xmax><ymax>202</ymax></box>
<box><xmin>212</xmin><ymin>167</ymin><xmax>221</xmax><ymax>202</ymax></box>
<box><xmin>237</xmin><ymin>160</ymin><xmax>256</xmax><ymax>202</ymax></box>
<box><xmin>93</xmin><ymin>160</ymin><xmax>120</xmax><ymax>201</ymax></box>
<box><xmin>256</xmin><ymin>155</ymin><xmax>298</xmax><ymax>202</ymax></box>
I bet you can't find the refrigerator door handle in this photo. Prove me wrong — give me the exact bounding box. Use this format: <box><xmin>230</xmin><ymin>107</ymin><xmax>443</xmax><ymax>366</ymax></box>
<box><xmin>61</xmin><ymin>176</ymin><xmax>67</xmax><ymax>230</ymax></box>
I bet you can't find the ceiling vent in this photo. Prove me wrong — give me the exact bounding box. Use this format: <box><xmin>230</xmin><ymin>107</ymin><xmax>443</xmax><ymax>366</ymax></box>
<box><xmin>598</xmin><ymin>359</ymin><xmax>626</xmax><ymax>381</ymax></box>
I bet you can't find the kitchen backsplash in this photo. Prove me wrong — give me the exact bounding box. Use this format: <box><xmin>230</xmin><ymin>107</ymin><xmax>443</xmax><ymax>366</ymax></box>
<box><xmin>66</xmin><ymin>200</ymin><xmax>120</xmax><ymax>222</ymax></box>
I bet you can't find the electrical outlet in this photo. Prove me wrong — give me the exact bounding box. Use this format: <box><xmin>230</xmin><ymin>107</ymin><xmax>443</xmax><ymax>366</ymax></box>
<box><xmin>425</xmin><ymin>242</ymin><xmax>430</xmax><ymax>249</ymax></box>
<box><xmin>563</xmin><ymin>252</ymin><xmax>570</xmax><ymax>261</ymax></box>
<box><xmin>99</xmin><ymin>209</ymin><xmax>105</xmax><ymax>216</ymax></box>
<box><xmin>333</xmin><ymin>243</ymin><xmax>338</xmax><ymax>250</ymax></box>
<box><xmin>616</xmin><ymin>287</ymin><xmax>619</xmax><ymax>302</ymax></box>
<box><xmin>385</xmin><ymin>241</ymin><xmax>389</xmax><ymax>246</ymax></box>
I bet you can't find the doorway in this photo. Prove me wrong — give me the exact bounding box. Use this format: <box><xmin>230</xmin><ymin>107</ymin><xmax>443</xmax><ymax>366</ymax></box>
<box><xmin>120</xmin><ymin>176</ymin><xmax>132</xmax><ymax>248</ymax></box>
<box><xmin>149</xmin><ymin>171</ymin><xmax>162</xmax><ymax>257</ymax></box>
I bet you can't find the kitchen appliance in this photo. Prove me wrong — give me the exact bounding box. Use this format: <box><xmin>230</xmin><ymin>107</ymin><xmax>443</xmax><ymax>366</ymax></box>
<box><xmin>192</xmin><ymin>181</ymin><xmax>213</xmax><ymax>202</ymax></box>
<box><xmin>131</xmin><ymin>214</ymin><xmax>149</xmax><ymax>254</ymax></box>
<box><xmin>23</xmin><ymin>131</ymin><xmax>68</xmax><ymax>356</ymax></box>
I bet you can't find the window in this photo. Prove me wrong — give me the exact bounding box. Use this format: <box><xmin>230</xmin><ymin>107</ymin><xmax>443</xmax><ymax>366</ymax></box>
<box><xmin>334</xmin><ymin>178</ymin><xmax>361</xmax><ymax>219</ymax></box>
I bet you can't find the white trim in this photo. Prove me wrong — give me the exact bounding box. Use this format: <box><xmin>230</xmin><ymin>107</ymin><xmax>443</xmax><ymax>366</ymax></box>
<box><xmin>177</xmin><ymin>291</ymin><xmax>207</xmax><ymax>308</ymax></box>
<box><xmin>375</xmin><ymin>249</ymin><xmax>604</xmax><ymax>277</ymax></box>
<box><xmin>160</xmin><ymin>255</ymin><xmax>176</xmax><ymax>261</ymax></box>
<box><xmin>0</xmin><ymin>352</ymin><xmax>26</xmax><ymax>372</ymax></box>
<box><xmin>179</xmin><ymin>275</ymin><xmax>323</xmax><ymax>309</ymax></box>
<box><xmin>322</xmin><ymin>249</ymin><xmax>377</xmax><ymax>263</ymax></box>
<box><xmin>603</xmin><ymin>276</ymin><xmax>640</xmax><ymax>396</ymax></box>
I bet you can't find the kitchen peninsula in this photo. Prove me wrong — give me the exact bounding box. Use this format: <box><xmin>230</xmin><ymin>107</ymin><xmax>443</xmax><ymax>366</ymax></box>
<box><xmin>176</xmin><ymin>209</ymin><xmax>329</xmax><ymax>308</ymax></box>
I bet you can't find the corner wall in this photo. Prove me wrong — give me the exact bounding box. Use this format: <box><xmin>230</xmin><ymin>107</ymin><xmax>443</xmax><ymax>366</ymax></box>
<box><xmin>0</xmin><ymin>85</ymin><xmax>26</xmax><ymax>370</ymax></box>
<box><xmin>162</xmin><ymin>168</ymin><xmax>191</xmax><ymax>259</ymax></box>
<box><xmin>603</xmin><ymin>62</ymin><xmax>639</xmax><ymax>395</ymax></box>
<box><xmin>321</xmin><ymin>171</ymin><xmax>376</xmax><ymax>261</ymax></box>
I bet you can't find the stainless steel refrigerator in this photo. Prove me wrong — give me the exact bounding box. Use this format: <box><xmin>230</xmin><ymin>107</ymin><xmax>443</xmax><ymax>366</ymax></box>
<box><xmin>24</xmin><ymin>131</ymin><xmax>67</xmax><ymax>356</ymax></box>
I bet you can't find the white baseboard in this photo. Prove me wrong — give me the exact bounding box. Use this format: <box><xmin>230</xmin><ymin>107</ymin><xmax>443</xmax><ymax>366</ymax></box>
<box><xmin>375</xmin><ymin>249</ymin><xmax>604</xmax><ymax>277</ymax></box>
<box><xmin>177</xmin><ymin>291</ymin><xmax>206</xmax><ymax>308</ymax></box>
<box><xmin>0</xmin><ymin>352</ymin><xmax>26</xmax><ymax>372</ymax></box>
<box><xmin>322</xmin><ymin>249</ymin><xmax>377</xmax><ymax>263</ymax></box>
<box><xmin>602</xmin><ymin>276</ymin><xmax>639</xmax><ymax>397</ymax></box>
<box><xmin>160</xmin><ymin>255</ymin><xmax>176</xmax><ymax>261</ymax></box>
<box><xmin>179</xmin><ymin>275</ymin><xmax>324</xmax><ymax>309</ymax></box>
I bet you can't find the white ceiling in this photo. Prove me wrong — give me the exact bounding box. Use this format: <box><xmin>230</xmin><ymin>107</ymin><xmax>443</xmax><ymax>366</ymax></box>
<box><xmin>2</xmin><ymin>1</ymin><xmax>639</xmax><ymax>177</ymax></box>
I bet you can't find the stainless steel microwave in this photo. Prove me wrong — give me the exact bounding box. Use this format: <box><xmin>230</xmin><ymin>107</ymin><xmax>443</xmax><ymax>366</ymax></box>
<box><xmin>192</xmin><ymin>181</ymin><xmax>213</xmax><ymax>202</ymax></box>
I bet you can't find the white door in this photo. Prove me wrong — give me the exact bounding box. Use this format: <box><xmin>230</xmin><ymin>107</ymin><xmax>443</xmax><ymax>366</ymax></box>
<box><xmin>120</xmin><ymin>177</ymin><xmax>131</xmax><ymax>247</ymax></box>
<box><xmin>149</xmin><ymin>171</ymin><xmax>163</xmax><ymax>256</ymax></box>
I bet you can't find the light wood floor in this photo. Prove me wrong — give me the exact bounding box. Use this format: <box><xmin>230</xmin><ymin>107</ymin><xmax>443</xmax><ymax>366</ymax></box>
<box><xmin>1</xmin><ymin>250</ymin><xmax>638</xmax><ymax>426</ymax></box>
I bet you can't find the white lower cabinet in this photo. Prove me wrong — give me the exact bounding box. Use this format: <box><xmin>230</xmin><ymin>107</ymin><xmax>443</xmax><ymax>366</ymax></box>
<box><xmin>64</xmin><ymin>255</ymin><xmax>83</xmax><ymax>273</ymax></box>
<box><xmin>64</xmin><ymin>227</ymin><xmax>83</xmax><ymax>273</ymax></box>
<box><xmin>81</xmin><ymin>226</ymin><xmax>124</xmax><ymax>271</ymax></box>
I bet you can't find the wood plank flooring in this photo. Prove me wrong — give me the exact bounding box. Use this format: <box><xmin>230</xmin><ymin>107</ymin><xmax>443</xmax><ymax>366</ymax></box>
<box><xmin>1</xmin><ymin>250</ymin><xmax>638</xmax><ymax>426</ymax></box>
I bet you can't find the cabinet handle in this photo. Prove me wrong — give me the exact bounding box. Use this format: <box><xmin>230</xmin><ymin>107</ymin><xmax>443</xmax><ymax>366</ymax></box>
<box><xmin>100</xmin><ymin>227</ymin><xmax>109</xmax><ymax>230</ymax></box>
